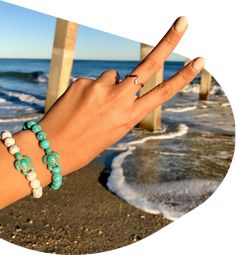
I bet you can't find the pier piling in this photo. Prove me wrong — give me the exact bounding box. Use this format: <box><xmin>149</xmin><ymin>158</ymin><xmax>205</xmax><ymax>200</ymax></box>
<box><xmin>199</xmin><ymin>69</ymin><xmax>212</xmax><ymax>100</ymax></box>
<box><xmin>45</xmin><ymin>18</ymin><xmax>78</xmax><ymax>112</ymax></box>
<box><xmin>139</xmin><ymin>43</ymin><xmax>163</xmax><ymax>131</ymax></box>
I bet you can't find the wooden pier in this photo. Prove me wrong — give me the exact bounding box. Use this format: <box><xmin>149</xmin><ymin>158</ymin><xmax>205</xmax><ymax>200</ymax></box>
<box><xmin>46</xmin><ymin>18</ymin><xmax>212</xmax><ymax>130</ymax></box>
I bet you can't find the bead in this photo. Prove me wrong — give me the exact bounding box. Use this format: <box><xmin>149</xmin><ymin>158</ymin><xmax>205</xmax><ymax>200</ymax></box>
<box><xmin>25</xmin><ymin>120</ymin><xmax>36</xmax><ymax>129</ymax></box>
<box><xmin>50</xmin><ymin>182</ymin><xmax>62</xmax><ymax>190</ymax></box>
<box><xmin>21</xmin><ymin>170</ymin><xmax>28</xmax><ymax>176</ymax></box>
<box><xmin>26</xmin><ymin>171</ymin><xmax>37</xmax><ymax>181</ymax></box>
<box><xmin>8</xmin><ymin>145</ymin><xmax>20</xmax><ymax>155</ymax></box>
<box><xmin>47</xmin><ymin>154</ymin><xmax>57</xmax><ymax>165</ymax></box>
<box><xmin>36</xmin><ymin>131</ymin><xmax>46</xmax><ymax>141</ymax></box>
<box><xmin>53</xmin><ymin>174</ymin><xmax>62</xmax><ymax>182</ymax></box>
<box><xmin>32</xmin><ymin>187</ymin><xmax>43</xmax><ymax>198</ymax></box>
<box><xmin>4</xmin><ymin>137</ymin><xmax>15</xmax><ymax>147</ymax></box>
<box><xmin>40</xmin><ymin>139</ymin><xmax>50</xmax><ymax>149</ymax></box>
<box><xmin>1</xmin><ymin>130</ymin><xmax>12</xmax><ymax>140</ymax></box>
<box><xmin>14</xmin><ymin>153</ymin><xmax>22</xmax><ymax>160</ymax></box>
<box><xmin>30</xmin><ymin>179</ymin><xmax>41</xmax><ymax>189</ymax></box>
<box><xmin>31</xmin><ymin>124</ymin><xmax>42</xmax><ymax>133</ymax></box>
<box><xmin>51</xmin><ymin>166</ymin><xmax>60</xmax><ymax>174</ymax></box>
<box><xmin>45</xmin><ymin>148</ymin><xmax>52</xmax><ymax>153</ymax></box>
<box><xmin>20</xmin><ymin>157</ymin><xmax>32</xmax><ymax>171</ymax></box>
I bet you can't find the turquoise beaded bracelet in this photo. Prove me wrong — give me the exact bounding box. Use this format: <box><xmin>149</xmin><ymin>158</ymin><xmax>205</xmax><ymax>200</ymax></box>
<box><xmin>23</xmin><ymin>120</ymin><xmax>63</xmax><ymax>190</ymax></box>
<box><xmin>1</xmin><ymin>130</ymin><xmax>43</xmax><ymax>198</ymax></box>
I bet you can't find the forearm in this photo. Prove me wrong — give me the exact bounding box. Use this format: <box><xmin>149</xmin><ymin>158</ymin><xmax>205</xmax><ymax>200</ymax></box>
<box><xmin>0</xmin><ymin>124</ymin><xmax>83</xmax><ymax>209</ymax></box>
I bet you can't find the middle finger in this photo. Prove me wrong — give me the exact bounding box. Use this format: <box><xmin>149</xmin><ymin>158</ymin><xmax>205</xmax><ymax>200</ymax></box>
<box><xmin>116</xmin><ymin>16</ymin><xmax>188</xmax><ymax>95</ymax></box>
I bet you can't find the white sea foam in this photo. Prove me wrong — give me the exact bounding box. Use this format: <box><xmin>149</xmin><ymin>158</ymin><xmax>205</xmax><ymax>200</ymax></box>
<box><xmin>181</xmin><ymin>83</ymin><xmax>200</xmax><ymax>94</ymax></box>
<box><xmin>0</xmin><ymin>105</ymin><xmax>34</xmax><ymax>111</ymax></box>
<box><xmin>221</xmin><ymin>102</ymin><xmax>230</xmax><ymax>107</ymax></box>
<box><xmin>106</xmin><ymin>124</ymin><xmax>208</xmax><ymax>220</ymax></box>
<box><xmin>0</xmin><ymin>89</ymin><xmax>45</xmax><ymax>107</ymax></box>
<box><xmin>181</xmin><ymin>83</ymin><xmax>224</xmax><ymax>96</ymax></box>
<box><xmin>107</xmin><ymin>124</ymin><xmax>188</xmax><ymax>152</ymax></box>
<box><xmin>0</xmin><ymin>115</ymin><xmax>42</xmax><ymax>123</ymax></box>
<box><xmin>0</xmin><ymin>98</ymin><xmax>6</xmax><ymax>103</ymax></box>
<box><xmin>164</xmin><ymin>106</ymin><xmax>197</xmax><ymax>112</ymax></box>
<box><xmin>108</xmin><ymin>163</ymin><xmax>219</xmax><ymax>220</ymax></box>
<box><xmin>160</xmin><ymin>151</ymin><xmax>187</xmax><ymax>157</ymax></box>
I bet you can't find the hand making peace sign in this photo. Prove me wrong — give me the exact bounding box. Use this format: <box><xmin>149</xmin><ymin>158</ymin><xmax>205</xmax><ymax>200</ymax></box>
<box><xmin>37</xmin><ymin>16</ymin><xmax>205</xmax><ymax>174</ymax></box>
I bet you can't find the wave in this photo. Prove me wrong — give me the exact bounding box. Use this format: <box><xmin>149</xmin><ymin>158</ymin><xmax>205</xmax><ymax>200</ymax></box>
<box><xmin>181</xmin><ymin>83</ymin><xmax>224</xmax><ymax>95</ymax></box>
<box><xmin>0</xmin><ymin>88</ymin><xmax>45</xmax><ymax>107</ymax></box>
<box><xmin>107</xmin><ymin>124</ymin><xmax>196</xmax><ymax>220</ymax></box>
<box><xmin>0</xmin><ymin>70</ymin><xmax>81</xmax><ymax>84</ymax></box>
<box><xmin>164</xmin><ymin>106</ymin><xmax>197</xmax><ymax>112</ymax></box>
<box><xmin>0</xmin><ymin>98</ymin><xmax>6</xmax><ymax>103</ymax></box>
<box><xmin>0</xmin><ymin>115</ymin><xmax>42</xmax><ymax>123</ymax></box>
<box><xmin>221</xmin><ymin>102</ymin><xmax>230</xmax><ymax>107</ymax></box>
<box><xmin>0</xmin><ymin>71</ymin><xmax>47</xmax><ymax>83</ymax></box>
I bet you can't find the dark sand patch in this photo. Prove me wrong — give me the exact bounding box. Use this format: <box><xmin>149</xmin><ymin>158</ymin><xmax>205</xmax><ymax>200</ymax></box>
<box><xmin>0</xmin><ymin>160</ymin><xmax>171</xmax><ymax>254</ymax></box>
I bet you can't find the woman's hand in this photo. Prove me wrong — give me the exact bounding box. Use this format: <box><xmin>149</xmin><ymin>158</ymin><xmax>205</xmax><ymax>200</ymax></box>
<box><xmin>0</xmin><ymin>16</ymin><xmax>205</xmax><ymax>209</ymax></box>
<box><xmin>39</xmin><ymin>16</ymin><xmax>205</xmax><ymax>175</ymax></box>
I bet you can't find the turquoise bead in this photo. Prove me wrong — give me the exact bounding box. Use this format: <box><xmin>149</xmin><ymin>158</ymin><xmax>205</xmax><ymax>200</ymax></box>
<box><xmin>25</xmin><ymin>120</ymin><xmax>36</xmax><ymax>129</ymax></box>
<box><xmin>45</xmin><ymin>148</ymin><xmax>52</xmax><ymax>154</ymax></box>
<box><xmin>50</xmin><ymin>181</ymin><xmax>62</xmax><ymax>190</ymax></box>
<box><xmin>21</xmin><ymin>170</ymin><xmax>28</xmax><ymax>176</ymax></box>
<box><xmin>51</xmin><ymin>166</ymin><xmax>60</xmax><ymax>174</ymax></box>
<box><xmin>47</xmin><ymin>154</ymin><xmax>57</xmax><ymax>165</ymax></box>
<box><xmin>40</xmin><ymin>139</ymin><xmax>50</xmax><ymax>149</ymax></box>
<box><xmin>36</xmin><ymin>131</ymin><xmax>46</xmax><ymax>141</ymax></box>
<box><xmin>51</xmin><ymin>184</ymin><xmax>61</xmax><ymax>190</ymax></box>
<box><xmin>20</xmin><ymin>158</ymin><xmax>31</xmax><ymax>170</ymax></box>
<box><xmin>14</xmin><ymin>153</ymin><xmax>22</xmax><ymax>160</ymax></box>
<box><xmin>53</xmin><ymin>174</ymin><xmax>62</xmax><ymax>182</ymax></box>
<box><xmin>31</xmin><ymin>124</ymin><xmax>42</xmax><ymax>133</ymax></box>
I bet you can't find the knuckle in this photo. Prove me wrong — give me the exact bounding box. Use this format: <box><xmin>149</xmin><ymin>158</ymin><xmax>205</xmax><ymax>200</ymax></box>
<box><xmin>143</xmin><ymin>58</ymin><xmax>161</xmax><ymax>72</ymax></box>
<box><xmin>70</xmin><ymin>78</ymin><xmax>91</xmax><ymax>89</ymax></box>
<box><xmin>107</xmin><ymin>69</ymin><xmax>117</xmax><ymax>75</ymax></box>
<box><xmin>74</xmin><ymin>78</ymin><xmax>89</xmax><ymax>84</ymax></box>
<box><xmin>179</xmin><ymin>70</ymin><xmax>191</xmax><ymax>84</ymax></box>
<box><xmin>158</xmin><ymin>83</ymin><xmax>175</xmax><ymax>99</ymax></box>
<box><xmin>120</xmin><ymin>108</ymin><xmax>136</xmax><ymax>130</ymax></box>
<box><xmin>163</xmin><ymin>33</ymin><xmax>175</xmax><ymax>46</ymax></box>
<box><xmin>101</xmin><ymin>69</ymin><xmax>118</xmax><ymax>77</ymax></box>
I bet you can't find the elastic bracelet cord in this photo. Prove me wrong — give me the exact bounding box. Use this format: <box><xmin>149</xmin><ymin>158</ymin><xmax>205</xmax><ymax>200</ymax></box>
<box><xmin>0</xmin><ymin>130</ymin><xmax>43</xmax><ymax>198</ymax></box>
<box><xmin>23</xmin><ymin>121</ymin><xmax>63</xmax><ymax>190</ymax></box>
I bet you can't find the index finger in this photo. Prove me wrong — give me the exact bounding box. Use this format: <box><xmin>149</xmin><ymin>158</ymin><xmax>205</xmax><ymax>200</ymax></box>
<box><xmin>117</xmin><ymin>16</ymin><xmax>188</xmax><ymax>94</ymax></box>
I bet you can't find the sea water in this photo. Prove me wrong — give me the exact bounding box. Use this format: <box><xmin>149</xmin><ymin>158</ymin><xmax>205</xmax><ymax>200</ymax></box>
<box><xmin>0</xmin><ymin>59</ymin><xmax>234</xmax><ymax>220</ymax></box>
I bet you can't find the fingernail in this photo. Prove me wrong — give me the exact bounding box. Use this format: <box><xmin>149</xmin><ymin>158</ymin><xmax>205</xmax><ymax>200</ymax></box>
<box><xmin>192</xmin><ymin>57</ymin><xmax>205</xmax><ymax>70</ymax></box>
<box><xmin>174</xmin><ymin>16</ymin><xmax>188</xmax><ymax>32</ymax></box>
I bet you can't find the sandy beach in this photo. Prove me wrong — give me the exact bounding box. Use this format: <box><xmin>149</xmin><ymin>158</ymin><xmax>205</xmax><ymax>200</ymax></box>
<box><xmin>0</xmin><ymin>156</ymin><xmax>171</xmax><ymax>254</ymax></box>
<box><xmin>0</xmin><ymin>59</ymin><xmax>234</xmax><ymax>254</ymax></box>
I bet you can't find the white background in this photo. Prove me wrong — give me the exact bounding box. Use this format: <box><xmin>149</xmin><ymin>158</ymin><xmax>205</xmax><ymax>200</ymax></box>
<box><xmin>0</xmin><ymin>0</ymin><xmax>236</xmax><ymax>254</ymax></box>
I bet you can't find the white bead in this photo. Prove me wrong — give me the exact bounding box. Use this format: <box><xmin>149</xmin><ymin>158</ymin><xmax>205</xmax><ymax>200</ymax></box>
<box><xmin>8</xmin><ymin>145</ymin><xmax>20</xmax><ymax>155</ymax></box>
<box><xmin>30</xmin><ymin>179</ymin><xmax>41</xmax><ymax>189</ymax></box>
<box><xmin>4</xmin><ymin>137</ymin><xmax>15</xmax><ymax>147</ymax></box>
<box><xmin>1</xmin><ymin>130</ymin><xmax>12</xmax><ymax>140</ymax></box>
<box><xmin>26</xmin><ymin>171</ymin><xmax>37</xmax><ymax>182</ymax></box>
<box><xmin>32</xmin><ymin>187</ymin><xmax>43</xmax><ymax>198</ymax></box>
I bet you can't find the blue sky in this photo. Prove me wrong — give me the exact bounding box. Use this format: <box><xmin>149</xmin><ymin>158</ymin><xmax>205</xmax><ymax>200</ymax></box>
<box><xmin>0</xmin><ymin>1</ymin><xmax>183</xmax><ymax>61</ymax></box>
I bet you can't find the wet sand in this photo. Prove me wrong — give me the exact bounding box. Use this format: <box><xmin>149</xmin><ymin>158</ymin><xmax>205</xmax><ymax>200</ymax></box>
<box><xmin>0</xmin><ymin>158</ymin><xmax>171</xmax><ymax>254</ymax></box>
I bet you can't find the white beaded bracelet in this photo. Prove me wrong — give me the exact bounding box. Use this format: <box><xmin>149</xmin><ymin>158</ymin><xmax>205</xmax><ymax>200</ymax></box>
<box><xmin>1</xmin><ymin>130</ymin><xmax>43</xmax><ymax>199</ymax></box>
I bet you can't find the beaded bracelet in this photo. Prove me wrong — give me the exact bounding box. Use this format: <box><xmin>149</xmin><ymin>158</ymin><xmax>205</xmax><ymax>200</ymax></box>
<box><xmin>23</xmin><ymin>121</ymin><xmax>63</xmax><ymax>190</ymax></box>
<box><xmin>1</xmin><ymin>130</ymin><xmax>43</xmax><ymax>198</ymax></box>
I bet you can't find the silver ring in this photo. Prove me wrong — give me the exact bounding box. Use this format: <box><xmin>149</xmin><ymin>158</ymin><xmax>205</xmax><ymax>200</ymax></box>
<box><xmin>125</xmin><ymin>74</ymin><xmax>144</xmax><ymax>87</ymax></box>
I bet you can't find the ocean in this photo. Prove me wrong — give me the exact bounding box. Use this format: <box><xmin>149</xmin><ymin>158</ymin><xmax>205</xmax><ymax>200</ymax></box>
<box><xmin>0</xmin><ymin>59</ymin><xmax>234</xmax><ymax>220</ymax></box>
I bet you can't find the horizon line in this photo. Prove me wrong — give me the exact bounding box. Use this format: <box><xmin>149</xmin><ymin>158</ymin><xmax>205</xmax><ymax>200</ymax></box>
<box><xmin>0</xmin><ymin>57</ymin><xmax>184</xmax><ymax>62</ymax></box>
